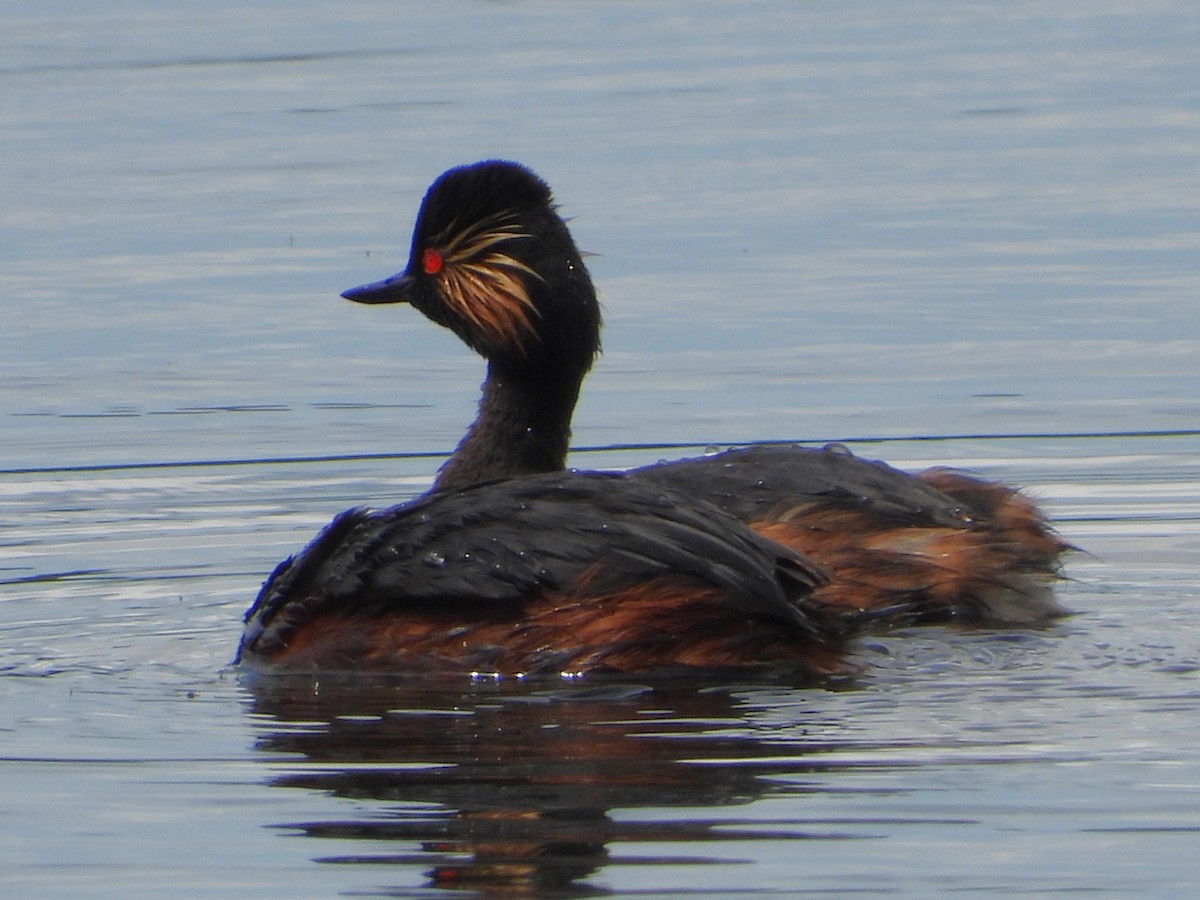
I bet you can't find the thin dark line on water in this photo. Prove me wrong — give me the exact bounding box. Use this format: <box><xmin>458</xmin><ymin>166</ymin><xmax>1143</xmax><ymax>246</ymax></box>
<box><xmin>2</xmin><ymin>450</ymin><xmax>446</xmax><ymax>476</ymax></box>
<box><xmin>0</xmin><ymin>570</ymin><xmax>107</xmax><ymax>586</ymax></box>
<box><xmin>575</xmin><ymin>428</ymin><xmax>1200</xmax><ymax>452</ymax></box>
<box><xmin>0</xmin><ymin>47</ymin><xmax>413</xmax><ymax>79</ymax></box>
<box><xmin>3</xmin><ymin>429</ymin><xmax>1197</xmax><ymax>477</ymax></box>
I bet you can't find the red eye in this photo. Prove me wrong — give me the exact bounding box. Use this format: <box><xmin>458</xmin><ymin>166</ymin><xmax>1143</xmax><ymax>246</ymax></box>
<box><xmin>422</xmin><ymin>248</ymin><xmax>443</xmax><ymax>275</ymax></box>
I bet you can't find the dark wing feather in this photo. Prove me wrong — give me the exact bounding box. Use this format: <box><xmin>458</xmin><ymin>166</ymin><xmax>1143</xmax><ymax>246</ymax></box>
<box><xmin>631</xmin><ymin>443</ymin><xmax>974</xmax><ymax>527</ymax></box>
<box><xmin>238</xmin><ymin>472</ymin><xmax>829</xmax><ymax>661</ymax></box>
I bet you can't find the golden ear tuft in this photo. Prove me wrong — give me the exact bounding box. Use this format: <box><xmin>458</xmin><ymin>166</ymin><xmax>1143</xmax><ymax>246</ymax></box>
<box><xmin>430</xmin><ymin>210</ymin><xmax>544</xmax><ymax>354</ymax></box>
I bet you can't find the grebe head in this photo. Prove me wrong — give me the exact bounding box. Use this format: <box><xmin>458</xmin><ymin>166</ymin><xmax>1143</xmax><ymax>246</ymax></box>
<box><xmin>342</xmin><ymin>160</ymin><xmax>601</xmax><ymax>374</ymax></box>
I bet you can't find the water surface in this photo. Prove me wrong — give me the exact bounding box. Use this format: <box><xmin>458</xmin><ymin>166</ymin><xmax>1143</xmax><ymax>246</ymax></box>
<box><xmin>2</xmin><ymin>2</ymin><xmax>1199</xmax><ymax>896</ymax></box>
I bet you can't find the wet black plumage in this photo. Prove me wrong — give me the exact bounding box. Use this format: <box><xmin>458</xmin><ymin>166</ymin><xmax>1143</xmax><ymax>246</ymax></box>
<box><xmin>631</xmin><ymin>443</ymin><xmax>973</xmax><ymax>528</ymax></box>
<box><xmin>238</xmin><ymin>472</ymin><xmax>839</xmax><ymax>673</ymax></box>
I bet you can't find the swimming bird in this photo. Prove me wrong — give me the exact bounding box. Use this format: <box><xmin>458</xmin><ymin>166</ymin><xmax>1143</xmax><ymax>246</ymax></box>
<box><xmin>337</xmin><ymin>160</ymin><xmax>1071</xmax><ymax>629</ymax></box>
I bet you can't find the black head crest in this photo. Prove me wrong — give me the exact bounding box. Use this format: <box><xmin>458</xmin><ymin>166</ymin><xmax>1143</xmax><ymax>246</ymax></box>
<box><xmin>404</xmin><ymin>161</ymin><xmax>601</xmax><ymax>369</ymax></box>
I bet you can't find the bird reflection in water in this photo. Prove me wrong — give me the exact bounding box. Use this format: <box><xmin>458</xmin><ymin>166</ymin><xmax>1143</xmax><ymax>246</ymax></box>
<box><xmin>246</xmin><ymin>673</ymin><xmax>858</xmax><ymax>896</ymax></box>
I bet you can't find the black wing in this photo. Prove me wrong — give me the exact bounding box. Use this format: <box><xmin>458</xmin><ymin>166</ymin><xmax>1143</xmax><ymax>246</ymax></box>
<box><xmin>630</xmin><ymin>443</ymin><xmax>973</xmax><ymax>527</ymax></box>
<box><xmin>238</xmin><ymin>471</ymin><xmax>828</xmax><ymax>661</ymax></box>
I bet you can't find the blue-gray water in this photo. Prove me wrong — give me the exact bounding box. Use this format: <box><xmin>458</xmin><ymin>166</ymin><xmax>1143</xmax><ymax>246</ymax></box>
<box><xmin>3</xmin><ymin>2</ymin><xmax>1199</xmax><ymax>896</ymax></box>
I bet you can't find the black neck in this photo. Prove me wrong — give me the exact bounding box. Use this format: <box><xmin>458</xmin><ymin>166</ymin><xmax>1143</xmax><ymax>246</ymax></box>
<box><xmin>432</xmin><ymin>360</ymin><xmax>586</xmax><ymax>492</ymax></box>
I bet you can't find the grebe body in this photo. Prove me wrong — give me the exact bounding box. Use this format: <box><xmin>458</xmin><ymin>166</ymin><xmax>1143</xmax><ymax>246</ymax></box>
<box><xmin>239</xmin><ymin>160</ymin><xmax>1068</xmax><ymax>676</ymax></box>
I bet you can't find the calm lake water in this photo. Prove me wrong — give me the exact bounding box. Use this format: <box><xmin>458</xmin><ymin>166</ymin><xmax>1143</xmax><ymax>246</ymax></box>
<box><xmin>3</xmin><ymin>1</ymin><xmax>1199</xmax><ymax>896</ymax></box>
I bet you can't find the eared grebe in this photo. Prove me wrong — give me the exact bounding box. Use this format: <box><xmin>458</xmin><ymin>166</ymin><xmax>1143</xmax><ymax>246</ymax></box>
<box><xmin>334</xmin><ymin>160</ymin><xmax>1070</xmax><ymax>629</ymax></box>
